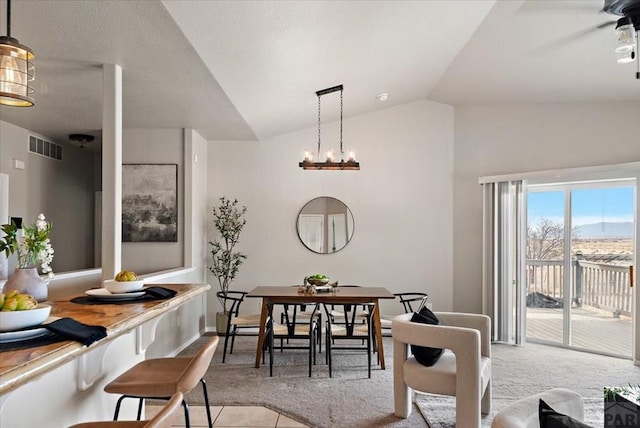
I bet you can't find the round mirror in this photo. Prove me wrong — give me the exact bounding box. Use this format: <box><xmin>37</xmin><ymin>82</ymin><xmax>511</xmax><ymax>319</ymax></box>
<box><xmin>297</xmin><ymin>197</ymin><xmax>355</xmax><ymax>254</ymax></box>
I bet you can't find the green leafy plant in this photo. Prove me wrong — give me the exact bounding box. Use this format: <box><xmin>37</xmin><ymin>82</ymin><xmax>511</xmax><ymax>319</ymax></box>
<box><xmin>0</xmin><ymin>214</ymin><xmax>54</xmax><ymax>274</ymax></box>
<box><xmin>208</xmin><ymin>197</ymin><xmax>247</xmax><ymax>312</ymax></box>
<box><xmin>604</xmin><ymin>383</ymin><xmax>640</xmax><ymax>404</ymax></box>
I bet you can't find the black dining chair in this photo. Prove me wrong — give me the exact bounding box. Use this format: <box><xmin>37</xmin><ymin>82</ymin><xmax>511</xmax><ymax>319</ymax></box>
<box><xmin>322</xmin><ymin>301</ymin><xmax>375</xmax><ymax>378</ymax></box>
<box><xmin>279</xmin><ymin>286</ymin><xmax>322</xmax><ymax>353</ymax></box>
<box><xmin>394</xmin><ymin>292</ymin><xmax>429</xmax><ymax>313</ymax></box>
<box><xmin>267</xmin><ymin>301</ymin><xmax>319</xmax><ymax>377</ymax></box>
<box><xmin>216</xmin><ymin>291</ymin><xmax>264</xmax><ymax>363</ymax></box>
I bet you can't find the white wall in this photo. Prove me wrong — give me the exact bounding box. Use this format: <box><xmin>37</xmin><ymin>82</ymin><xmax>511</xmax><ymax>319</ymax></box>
<box><xmin>122</xmin><ymin>129</ymin><xmax>185</xmax><ymax>274</ymax></box>
<box><xmin>453</xmin><ymin>101</ymin><xmax>640</xmax><ymax>313</ymax></box>
<box><xmin>208</xmin><ymin>100</ymin><xmax>454</xmax><ymax>319</ymax></box>
<box><xmin>0</xmin><ymin>120</ymin><xmax>97</xmax><ymax>274</ymax></box>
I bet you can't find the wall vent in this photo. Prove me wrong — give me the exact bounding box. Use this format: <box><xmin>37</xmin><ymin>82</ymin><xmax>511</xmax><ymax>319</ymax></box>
<box><xmin>28</xmin><ymin>135</ymin><xmax>63</xmax><ymax>161</ymax></box>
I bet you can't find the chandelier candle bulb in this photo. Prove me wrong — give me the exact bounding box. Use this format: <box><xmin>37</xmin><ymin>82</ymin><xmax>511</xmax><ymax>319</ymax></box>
<box><xmin>347</xmin><ymin>150</ymin><xmax>356</xmax><ymax>162</ymax></box>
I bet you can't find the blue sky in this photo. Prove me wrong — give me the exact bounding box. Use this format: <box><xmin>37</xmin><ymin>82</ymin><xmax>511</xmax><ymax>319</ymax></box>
<box><xmin>528</xmin><ymin>186</ymin><xmax>634</xmax><ymax>226</ymax></box>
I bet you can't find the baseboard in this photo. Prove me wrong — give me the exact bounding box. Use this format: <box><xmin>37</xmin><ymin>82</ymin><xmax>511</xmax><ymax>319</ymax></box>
<box><xmin>165</xmin><ymin>330</ymin><xmax>206</xmax><ymax>357</ymax></box>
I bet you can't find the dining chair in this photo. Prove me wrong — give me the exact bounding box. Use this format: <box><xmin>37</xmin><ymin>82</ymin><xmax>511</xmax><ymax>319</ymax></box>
<box><xmin>68</xmin><ymin>392</ymin><xmax>184</xmax><ymax>428</ymax></box>
<box><xmin>104</xmin><ymin>335</ymin><xmax>219</xmax><ymax>428</ymax></box>
<box><xmin>279</xmin><ymin>286</ymin><xmax>322</xmax><ymax>353</ymax></box>
<box><xmin>267</xmin><ymin>302</ymin><xmax>319</xmax><ymax>377</ymax></box>
<box><xmin>326</xmin><ymin>285</ymin><xmax>370</xmax><ymax>342</ymax></box>
<box><xmin>322</xmin><ymin>301</ymin><xmax>375</xmax><ymax>378</ymax></box>
<box><xmin>216</xmin><ymin>290</ymin><xmax>264</xmax><ymax>363</ymax></box>
<box><xmin>394</xmin><ymin>292</ymin><xmax>429</xmax><ymax>313</ymax></box>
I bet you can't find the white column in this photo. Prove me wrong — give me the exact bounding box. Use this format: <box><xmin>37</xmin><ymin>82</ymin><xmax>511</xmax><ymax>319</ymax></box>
<box><xmin>101</xmin><ymin>64</ymin><xmax>122</xmax><ymax>281</ymax></box>
<box><xmin>184</xmin><ymin>129</ymin><xmax>194</xmax><ymax>268</ymax></box>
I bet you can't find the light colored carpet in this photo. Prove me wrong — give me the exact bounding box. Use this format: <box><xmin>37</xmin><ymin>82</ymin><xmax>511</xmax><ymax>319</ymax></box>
<box><xmin>179</xmin><ymin>334</ymin><xmax>639</xmax><ymax>428</ymax></box>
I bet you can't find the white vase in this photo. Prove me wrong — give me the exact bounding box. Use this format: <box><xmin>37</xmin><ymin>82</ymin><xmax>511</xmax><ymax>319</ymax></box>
<box><xmin>3</xmin><ymin>268</ymin><xmax>48</xmax><ymax>302</ymax></box>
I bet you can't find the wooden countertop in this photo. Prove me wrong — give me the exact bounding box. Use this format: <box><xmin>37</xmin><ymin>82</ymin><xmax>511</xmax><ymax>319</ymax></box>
<box><xmin>0</xmin><ymin>283</ymin><xmax>209</xmax><ymax>395</ymax></box>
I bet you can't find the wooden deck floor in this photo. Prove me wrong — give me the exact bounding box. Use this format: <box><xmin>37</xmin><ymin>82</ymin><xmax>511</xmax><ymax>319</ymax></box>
<box><xmin>526</xmin><ymin>306</ymin><xmax>632</xmax><ymax>357</ymax></box>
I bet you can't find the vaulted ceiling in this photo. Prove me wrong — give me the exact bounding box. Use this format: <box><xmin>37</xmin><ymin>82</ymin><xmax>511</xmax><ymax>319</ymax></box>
<box><xmin>0</xmin><ymin>0</ymin><xmax>638</xmax><ymax>147</ymax></box>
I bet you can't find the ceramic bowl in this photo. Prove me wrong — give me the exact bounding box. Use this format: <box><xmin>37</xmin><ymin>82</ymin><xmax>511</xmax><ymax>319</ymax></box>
<box><xmin>306</xmin><ymin>277</ymin><xmax>329</xmax><ymax>286</ymax></box>
<box><xmin>0</xmin><ymin>303</ymin><xmax>52</xmax><ymax>332</ymax></box>
<box><xmin>105</xmin><ymin>279</ymin><xmax>145</xmax><ymax>294</ymax></box>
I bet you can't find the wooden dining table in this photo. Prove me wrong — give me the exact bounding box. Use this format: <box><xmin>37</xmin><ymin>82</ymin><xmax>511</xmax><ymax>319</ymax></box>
<box><xmin>246</xmin><ymin>285</ymin><xmax>396</xmax><ymax>370</ymax></box>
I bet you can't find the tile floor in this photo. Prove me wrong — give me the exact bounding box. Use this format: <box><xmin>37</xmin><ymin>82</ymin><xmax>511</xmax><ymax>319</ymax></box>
<box><xmin>146</xmin><ymin>404</ymin><xmax>309</xmax><ymax>428</ymax></box>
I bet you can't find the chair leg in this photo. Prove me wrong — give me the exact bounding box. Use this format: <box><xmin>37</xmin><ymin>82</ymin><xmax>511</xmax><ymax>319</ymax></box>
<box><xmin>113</xmin><ymin>395</ymin><xmax>126</xmax><ymax>420</ymax></box>
<box><xmin>481</xmin><ymin>380</ymin><xmax>492</xmax><ymax>415</ymax></box>
<box><xmin>229</xmin><ymin>327</ymin><xmax>238</xmax><ymax>355</ymax></box>
<box><xmin>137</xmin><ymin>398</ymin><xmax>144</xmax><ymax>420</ymax></box>
<box><xmin>367</xmin><ymin>336</ymin><xmax>372</xmax><ymax>378</ymax></box>
<box><xmin>222</xmin><ymin>332</ymin><xmax>230</xmax><ymax>363</ymax></box>
<box><xmin>182</xmin><ymin>400</ymin><xmax>191</xmax><ymax>428</ymax></box>
<box><xmin>327</xmin><ymin>335</ymin><xmax>332</xmax><ymax>378</ymax></box>
<box><xmin>325</xmin><ymin>328</ymin><xmax>329</xmax><ymax>365</ymax></box>
<box><xmin>308</xmin><ymin>334</ymin><xmax>313</xmax><ymax>377</ymax></box>
<box><xmin>269</xmin><ymin>329</ymin><xmax>274</xmax><ymax>377</ymax></box>
<box><xmin>200</xmin><ymin>378</ymin><xmax>213</xmax><ymax>428</ymax></box>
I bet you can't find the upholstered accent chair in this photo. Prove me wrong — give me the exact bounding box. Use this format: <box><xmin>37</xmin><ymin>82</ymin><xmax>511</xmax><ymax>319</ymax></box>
<box><xmin>491</xmin><ymin>388</ymin><xmax>584</xmax><ymax>428</ymax></box>
<box><xmin>392</xmin><ymin>312</ymin><xmax>492</xmax><ymax>428</ymax></box>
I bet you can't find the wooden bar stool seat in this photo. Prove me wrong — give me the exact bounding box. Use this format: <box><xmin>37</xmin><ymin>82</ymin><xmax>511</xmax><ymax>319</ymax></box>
<box><xmin>104</xmin><ymin>336</ymin><xmax>219</xmax><ymax>428</ymax></box>
<box><xmin>68</xmin><ymin>392</ymin><xmax>183</xmax><ymax>428</ymax></box>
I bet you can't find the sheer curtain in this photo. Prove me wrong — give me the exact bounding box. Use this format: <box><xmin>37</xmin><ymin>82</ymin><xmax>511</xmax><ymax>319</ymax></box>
<box><xmin>481</xmin><ymin>180</ymin><xmax>527</xmax><ymax>344</ymax></box>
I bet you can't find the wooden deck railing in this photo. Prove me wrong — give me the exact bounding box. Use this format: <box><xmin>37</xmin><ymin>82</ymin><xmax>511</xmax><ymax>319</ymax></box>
<box><xmin>526</xmin><ymin>258</ymin><xmax>633</xmax><ymax>317</ymax></box>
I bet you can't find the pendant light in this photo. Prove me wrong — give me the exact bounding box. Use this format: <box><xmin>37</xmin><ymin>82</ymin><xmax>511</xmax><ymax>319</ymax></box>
<box><xmin>299</xmin><ymin>84</ymin><xmax>359</xmax><ymax>171</ymax></box>
<box><xmin>0</xmin><ymin>0</ymin><xmax>35</xmax><ymax>107</ymax></box>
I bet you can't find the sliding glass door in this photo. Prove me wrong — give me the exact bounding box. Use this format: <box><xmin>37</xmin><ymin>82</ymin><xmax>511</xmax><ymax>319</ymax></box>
<box><xmin>525</xmin><ymin>181</ymin><xmax>635</xmax><ymax>358</ymax></box>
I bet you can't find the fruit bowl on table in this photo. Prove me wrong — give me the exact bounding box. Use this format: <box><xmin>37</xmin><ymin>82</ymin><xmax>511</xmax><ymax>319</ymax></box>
<box><xmin>0</xmin><ymin>303</ymin><xmax>52</xmax><ymax>331</ymax></box>
<box><xmin>306</xmin><ymin>277</ymin><xmax>330</xmax><ymax>286</ymax></box>
<box><xmin>104</xmin><ymin>279</ymin><xmax>145</xmax><ymax>294</ymax></box>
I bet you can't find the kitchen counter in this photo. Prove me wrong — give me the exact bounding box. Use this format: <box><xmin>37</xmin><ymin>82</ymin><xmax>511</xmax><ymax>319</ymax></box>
<box><xmin>0</xmin><ymin>283</ymin><xmax>209</xmax><ymax>426</ymax></box>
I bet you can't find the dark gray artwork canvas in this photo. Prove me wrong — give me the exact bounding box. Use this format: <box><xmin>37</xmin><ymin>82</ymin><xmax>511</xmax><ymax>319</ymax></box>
<box><xmin>122</xmin><ymin>164</ymin><xmax>177</xmax><ymax>242</ymax></box>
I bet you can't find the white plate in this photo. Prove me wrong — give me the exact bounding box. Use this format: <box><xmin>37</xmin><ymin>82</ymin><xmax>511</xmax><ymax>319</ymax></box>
<box><xmin>85</xmin><ymin>288</ymin><xmax>147</xmax><ymax>301</ymax></box>
<box><xmin>0</xmin><ymin>327</ymin><xmax>51</xmax><ymax>344</ymax></box>
<box><xmin>315</xmin><ymin>285</ymin><xmax>333</xmax><ymax>292</ymax></box>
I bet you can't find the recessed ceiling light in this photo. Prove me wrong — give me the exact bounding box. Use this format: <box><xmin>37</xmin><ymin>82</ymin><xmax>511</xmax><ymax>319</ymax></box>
<box><xmin>376</xmin><ymin>93</ymin><xmax>389</xmax><ymax>101</ymax></box>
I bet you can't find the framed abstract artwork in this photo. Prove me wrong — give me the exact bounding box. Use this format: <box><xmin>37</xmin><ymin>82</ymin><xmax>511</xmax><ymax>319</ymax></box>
<box><xmin>122</xmin><ymin>164</ymin><xmax>178</xmax><ymax>242</ymax></box>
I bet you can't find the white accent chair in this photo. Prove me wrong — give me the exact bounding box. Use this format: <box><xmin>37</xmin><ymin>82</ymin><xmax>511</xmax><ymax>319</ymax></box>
<box><xmin>491</xmin><ymin>388</ymin><xmax>584</xmax><ymax>428</ymax></box>
<box><xmin>392</xmin><ymin>312</ymin><xmax>492</xmax><ymax>428</ymax></box>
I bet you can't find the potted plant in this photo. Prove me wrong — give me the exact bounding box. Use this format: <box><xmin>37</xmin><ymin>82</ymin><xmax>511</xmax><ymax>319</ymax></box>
<box><xmin>208</xmin><ymin>197</ymin><xmax>247</xmax><ymax>335</ymax></box>
<box><xmin>604</xmin><ymin>384</ymin><xmax>640</xmax><ymax>427</ymax></box>
<box><xmin>0</xmin><ymin>214</ymin><xmax>55</xmax><ymax>302</ymax></box>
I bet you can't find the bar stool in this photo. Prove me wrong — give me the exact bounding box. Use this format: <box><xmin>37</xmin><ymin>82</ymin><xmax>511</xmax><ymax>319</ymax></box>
<box><xmin>104</xmin><ymin>336</ymin><xmax>218</xmax><ymax>428</ymax></box>
<box><xmin>68</xmin><ymin>391</ymin><xmax>183</xmax><ymax>427</ymax></box>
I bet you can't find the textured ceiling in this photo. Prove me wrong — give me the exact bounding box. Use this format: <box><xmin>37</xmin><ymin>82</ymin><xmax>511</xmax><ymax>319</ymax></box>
<box><xmin>0</xmin><ymin>0</ymin><xmax>638</xmax><ymax>148</ymax></box>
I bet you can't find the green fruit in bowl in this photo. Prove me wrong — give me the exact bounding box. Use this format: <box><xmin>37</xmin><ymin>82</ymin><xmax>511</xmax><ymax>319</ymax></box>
<box><xmin>115</xmin><ymin>270</ymin><xmax>138</xmax><ymax>282</ymax></box>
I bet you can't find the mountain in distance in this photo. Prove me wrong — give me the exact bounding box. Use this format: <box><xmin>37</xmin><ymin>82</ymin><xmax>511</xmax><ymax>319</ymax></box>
<box><xmin>574</xmin><ymin>222</ymin><xmax>633</xmax><ymax>239</ymax></box>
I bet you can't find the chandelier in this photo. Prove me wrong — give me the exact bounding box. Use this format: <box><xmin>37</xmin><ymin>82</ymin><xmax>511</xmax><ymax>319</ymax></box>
<box><xmin>0</xmin><ymin>0</ymin><xmax>35</xmax><ymax>107</ymax></box>
<box><xmin>299</xmin><ymin>84</ymin><xmax>359</xmax><ymax>171</ymax></box>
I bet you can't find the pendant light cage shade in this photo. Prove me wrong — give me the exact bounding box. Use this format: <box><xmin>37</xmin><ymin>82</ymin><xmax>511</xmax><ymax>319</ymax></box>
<box><xmin>0</xmin><ymin>36</ymin><xmax>35</xmax><ymax>106</ymax></box>
<box><xmin>0</xmin><ymin>0</ymin><xmax>36</xmax><ymax>107</ymax></box>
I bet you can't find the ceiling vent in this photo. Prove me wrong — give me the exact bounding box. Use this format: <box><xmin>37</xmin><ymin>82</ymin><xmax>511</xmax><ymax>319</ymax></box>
<box><xmin>28</xmin><ymin>134</ymin><xmax>62</xmax><ymax>161</ymax></box>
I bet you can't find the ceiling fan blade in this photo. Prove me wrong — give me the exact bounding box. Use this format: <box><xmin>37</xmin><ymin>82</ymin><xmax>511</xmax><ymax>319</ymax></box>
<box><xmin>531</xmin><ymin>22</ymin><xmax>615</xmax><ymax>55</ymax></box>
<box><xmin>597</xmin><ymin>20</ymin><xmax>617</xmax><ymax>28</ymax></box>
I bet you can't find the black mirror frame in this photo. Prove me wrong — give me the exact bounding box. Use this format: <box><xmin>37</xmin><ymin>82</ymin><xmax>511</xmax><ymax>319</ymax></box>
<box><xmin>296</xmin><ymin>196</ymin><xmax>355</xmax><ymax>254</ymax></box>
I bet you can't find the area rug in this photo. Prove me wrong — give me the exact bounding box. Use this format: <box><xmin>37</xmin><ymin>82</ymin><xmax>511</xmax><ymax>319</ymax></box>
<box><xmin>179</xmin><ymin>335</ymin><xmax>639</xmax><ymax>427</ymax></box>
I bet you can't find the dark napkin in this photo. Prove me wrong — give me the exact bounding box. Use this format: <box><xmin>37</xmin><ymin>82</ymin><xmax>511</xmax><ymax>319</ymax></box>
<box><xmin>0</xmin><ymin>331</ymin><xmax>65</xmax><ymax>352</ymax></box>
<box><xmin>143</xmin><ymin>286</ymin><xmax>177</xmax><ymax>299</ymax></box>
<box><xmin>44</xmin><ymin>317</ymin><xmax>107</xmax><ymax>346</ymax></box>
